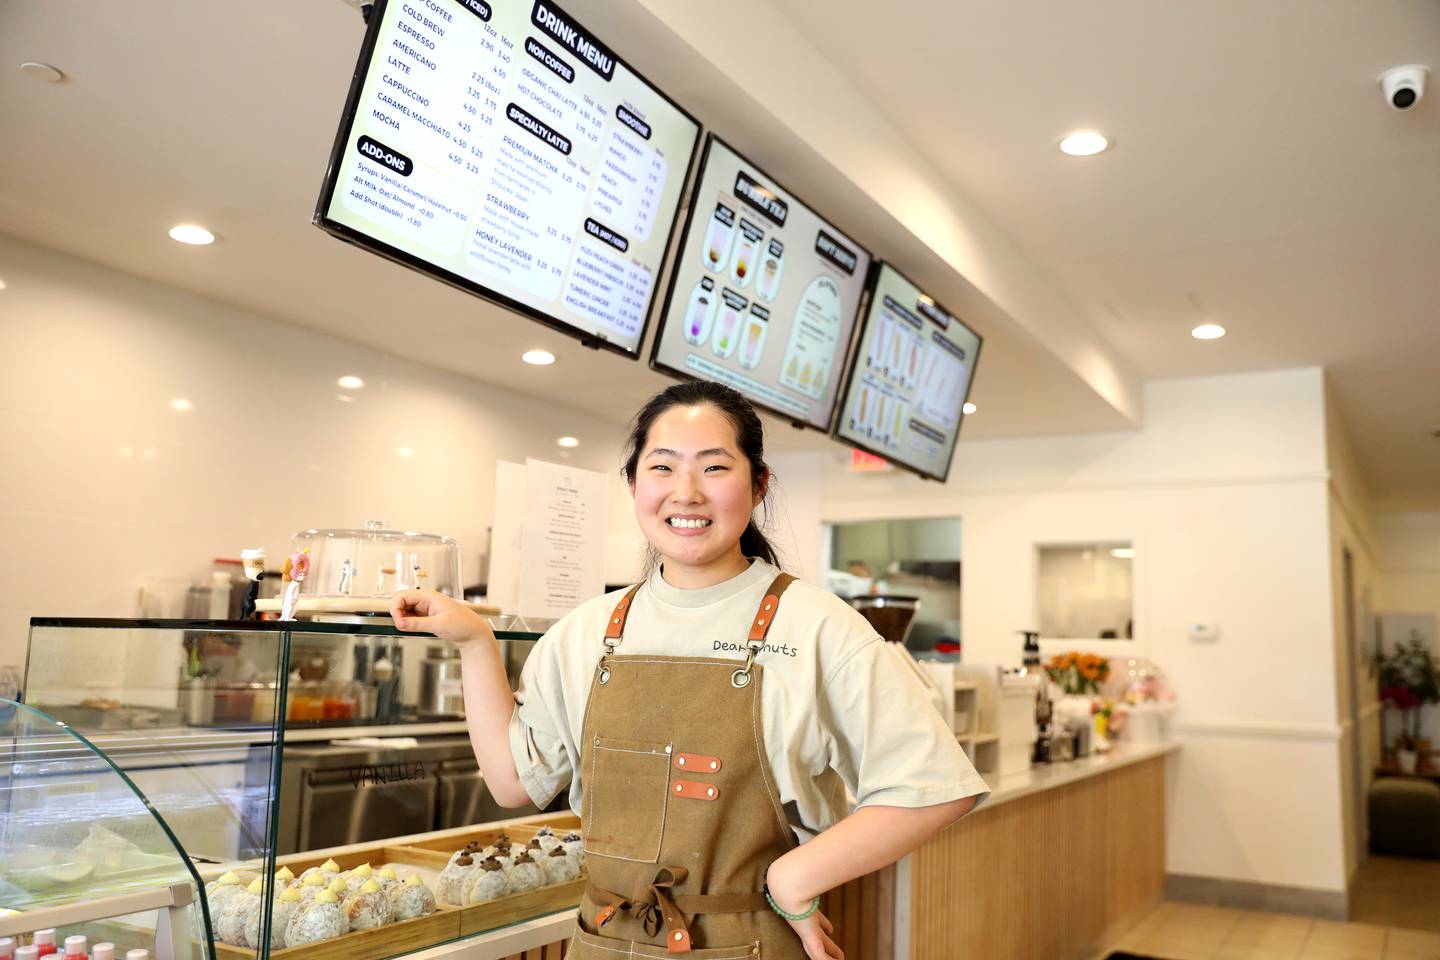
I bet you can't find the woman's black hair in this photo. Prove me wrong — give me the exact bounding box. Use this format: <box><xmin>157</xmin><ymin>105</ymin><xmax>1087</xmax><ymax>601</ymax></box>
<box><xmin>622</xmin><ymin>381</ymin><xmax>781</xmax><ymax>571</ymax></box>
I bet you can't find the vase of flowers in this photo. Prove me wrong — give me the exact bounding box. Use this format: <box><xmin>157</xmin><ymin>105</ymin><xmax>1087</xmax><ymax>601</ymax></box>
<box><xmin>1373</xmin><ymin>630</ymin><xmax>1440</xmax><ymax>775</ymax></box>
<box><xmin>1047</xmin><ymin>652</ymin><xmax>1110</xmax><ymax>730</ymax></box>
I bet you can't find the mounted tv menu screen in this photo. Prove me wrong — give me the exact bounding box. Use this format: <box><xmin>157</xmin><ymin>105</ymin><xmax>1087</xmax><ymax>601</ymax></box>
<box><xmin>832</xmin><ymin>262</ymin><xmax>982</xmax><ymax>481</ymax></box>
<box><xmin>315</xmin><ymin>0</ymin><xmax>701</xmax><ymax>356</ymax></box>
<box><xmin>651</xmin><ymin>136</ymin><xmax>872</xmax><ymax>429</ymax></box>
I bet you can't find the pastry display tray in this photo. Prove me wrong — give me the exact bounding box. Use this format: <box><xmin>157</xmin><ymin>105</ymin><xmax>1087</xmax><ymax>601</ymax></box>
<box><xmin>208</xmin><ymin>814</ymin><xmax>582</xmax><ymax>960</ymax></box>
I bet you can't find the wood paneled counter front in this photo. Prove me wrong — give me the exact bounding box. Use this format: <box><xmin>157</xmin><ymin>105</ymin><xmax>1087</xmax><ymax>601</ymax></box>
<box><xmin>373</xmin><ymin>743</ymin><xmax>1178</xmax><ymax>960</ymax></box>
<box><xmin>823</xmin><ymin>741</ymin><xmax>1180</xmax><ymax>960</ymax></box>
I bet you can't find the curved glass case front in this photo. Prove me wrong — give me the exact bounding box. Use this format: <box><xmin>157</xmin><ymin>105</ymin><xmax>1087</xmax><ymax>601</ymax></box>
<box><xmin>0</xmin><ymin>699</ymin><xmax>212</xmax><ymax>960</ymax></box>
<box><xmin>12</xmin><ymin>620</ymin><xmax>575</xmax><ymax>960</ymax></box>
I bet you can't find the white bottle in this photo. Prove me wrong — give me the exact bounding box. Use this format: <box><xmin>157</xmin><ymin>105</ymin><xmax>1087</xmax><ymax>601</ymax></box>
<box><xmin>1</xmin><ymin>937</ymin><xmax>16</xmax><ymax>960</ymax></box>
<box><xmin>125</xmin><ymin>951</ymin><xmax>149</xmax><ymax>960</ymax></box>
<box><xmin>91</xmin><ymin>945</ymin><xmax>115</xmax><ymax>960</ymax></box>
<box><xmin>16</xmin><ymin>947</ymin><xmax>39</xmax><ymax>960</ymax></box>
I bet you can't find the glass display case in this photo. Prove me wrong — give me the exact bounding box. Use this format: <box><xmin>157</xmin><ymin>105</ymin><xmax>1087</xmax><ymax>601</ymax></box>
<box><xmin>6</xmin><ymin>619</ymin><xmax>580</xmax><ymax>960</ymax></box>
<box><xmin>0</xmin><ymin>700</ymin><xmax>209</xmax><ymax>960</ymax></box>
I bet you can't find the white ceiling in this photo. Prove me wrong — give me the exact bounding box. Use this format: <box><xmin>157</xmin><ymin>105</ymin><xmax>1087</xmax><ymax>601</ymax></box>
<box><xmin>771</xmin><ymin>0</ymin><xmax>1440</xmax><ymax>507</ymax></box>
<box><xmin>1</xmin><ymin>1</ymin><xmax>1436</xmax><ymax>503</ymax></box>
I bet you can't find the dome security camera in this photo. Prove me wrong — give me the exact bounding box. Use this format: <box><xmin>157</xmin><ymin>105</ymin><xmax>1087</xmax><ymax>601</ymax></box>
<box><xmin>1379</xmin><ymin>64</ymin><xmax>1428</xmax><ymax>110</ymax></box>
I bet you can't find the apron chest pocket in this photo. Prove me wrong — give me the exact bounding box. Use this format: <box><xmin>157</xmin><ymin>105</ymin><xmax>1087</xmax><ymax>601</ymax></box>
<box><xmin>585</xmin><ymin>736</ymin><xmax>673</xmax><ymax>862</ymax></box>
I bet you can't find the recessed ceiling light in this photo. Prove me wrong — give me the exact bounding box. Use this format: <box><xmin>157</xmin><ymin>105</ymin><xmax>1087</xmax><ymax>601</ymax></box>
<box><xmin>336</xmin><ymin>375</ymin><xmax>365</xmax><ymax>390</ymax></box>
<box><xmin>962</xmin><ymin>402</ymin><xmax>977</xmax><ymax>415</ymax></box>
<box><xmin>522</xmin><ymin>349</ymin><xmax>556</xmax><ymax>365</ymax></box>
<box><xmin>396</xmin><ymin>447</ymin><xmax>414</xmax><ymax>458</ymax></box>
<box><xmin>169</xmin><ymin>398</ymin><xmax>193</xmax><ymax>412</ymax></box>
<box><xmin>1191</xmin><ymin>323</ymin><xmax>1226</xmax><ymax>340</ymax></box>
<box><xmin>1110</xmin><ymin>547</ymin><xmax>1136</xmax><ymax>559</ymax></box>
<box><xmin>556</xmin><ymin>436</ymin><xmax>580</xmax><ymax>448</ymax></box>
<box><xmin>1059</xmin><ymin>131</ymin><xmax>1110</xmax><ymax>156</ymax></box>
<box><xmin>0</xmin><ymin>278</ymin><xmax>7</xmax><ymax>291</ymax></box>
<box><xmin>169</xmin><ymin>224</ymin><xmax>215</xmax><ymax>245</ymax></box>
<box><xmin>20</xmin><ymin>62</ymin><xmax>65</xmax><ymax>84</ymax></box>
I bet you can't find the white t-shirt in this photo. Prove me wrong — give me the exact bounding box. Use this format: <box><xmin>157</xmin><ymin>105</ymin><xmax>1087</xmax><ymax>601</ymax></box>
<box><xmin>507</xmin><ymin>559</ymin><xmax>990</xmax><ymax>843</ymax></box>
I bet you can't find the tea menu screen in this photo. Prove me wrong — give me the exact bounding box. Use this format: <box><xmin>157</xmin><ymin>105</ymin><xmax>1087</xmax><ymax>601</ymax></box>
<box><xmin>315</xmin><ymin>0</ymin><xmax>700</xmax><ymax>356</ymax></box>
<box><xmin>833</xmin><ymin>263</ymin><xmax>982</xmax><ymax>480</ymax></box>
<box><xmin>651</xmin><ymin>136</ymin><xmax>872</xmax><ymax>429</ymax></box>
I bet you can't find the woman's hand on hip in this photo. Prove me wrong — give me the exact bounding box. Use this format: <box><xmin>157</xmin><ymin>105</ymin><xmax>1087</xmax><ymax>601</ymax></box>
<box><xmin>767</xmin><ymin>864</ymin><xmax>842</xmax><ymax>960</ymax></box>
<box><xmin>389</xmin><ymin>589</ymin><xmax>495</xmax><ymax>647</ymax></box>
<box><xmin>786</xmin><ymin>908</ymin><xmax>841</xmax><ymax>960</ymax></box>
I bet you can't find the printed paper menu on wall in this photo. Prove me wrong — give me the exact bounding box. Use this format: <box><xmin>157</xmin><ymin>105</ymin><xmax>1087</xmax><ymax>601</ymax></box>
<box><xmin>652</xmin><ymin>136</ymin><xmax>872</xmax><ymax>428</ymax></box>
<box><xmin>833</xmin><ymin>262</ymin><xmax>981</xmax><ymax>481</ymax></box>
<box><xmin>315</xmin><ymin>0</ymin><xmax>700</xmax><ymax>355</ymax></box>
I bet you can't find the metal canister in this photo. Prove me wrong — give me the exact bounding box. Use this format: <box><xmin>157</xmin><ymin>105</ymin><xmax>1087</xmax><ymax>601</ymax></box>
<box><xmin>419</xmin><ymin>645</ymin><xmax>464</xmax><ymax>717</ymax></box>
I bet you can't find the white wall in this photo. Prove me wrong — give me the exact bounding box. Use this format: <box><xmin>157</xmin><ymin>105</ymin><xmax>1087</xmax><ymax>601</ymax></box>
<box><xmin>1323</xmin><ymin>385</ymin><xmax>1384</xmax><ymax>886</ymax></box>
<box><xmin>821</xmin><ymin>368</ymin><xmax>1352</xmax><ymax>892</ymax></box>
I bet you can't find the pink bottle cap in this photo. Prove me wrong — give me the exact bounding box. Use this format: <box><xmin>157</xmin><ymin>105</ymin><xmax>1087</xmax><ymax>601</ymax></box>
<box><xmin>91</xmin><ymin>946</ymin><xmax>115</xmax><ymax>960</ymax></box>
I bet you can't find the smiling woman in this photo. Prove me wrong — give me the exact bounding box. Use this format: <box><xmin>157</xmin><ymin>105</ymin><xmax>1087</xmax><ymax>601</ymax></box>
<box><xmin>391</xmin><ymin>382</ymin><xmax>989</xmax><ymax>960</ymax></box>
<box><xmin>620</xmin><ymin>381</ymin><xmax>779</xmax><ymax>588</ymax></box>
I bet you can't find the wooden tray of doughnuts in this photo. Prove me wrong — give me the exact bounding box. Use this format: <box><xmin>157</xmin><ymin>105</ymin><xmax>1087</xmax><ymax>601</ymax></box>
<box><xmin>207</xmin><ymin>818</ymin><xmax>584</xmax><ymax>960</ymax></box>
<box><xmin>382</xmin><ymin>815</ymin><xmax>584</xmax><ymax>938</ymax></box>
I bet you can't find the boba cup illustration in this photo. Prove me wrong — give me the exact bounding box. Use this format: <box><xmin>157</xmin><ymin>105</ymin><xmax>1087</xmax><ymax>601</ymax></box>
<box><xmin>730</xmin><ymin>232</ymin><xmax>759</xmax><ymax>289</ymax></box>
<box><xmin>757</xmin><ymin>253</ymin><xmax>783</xmax><ymax>302</ymax></box>
<box><xmin>738</xmin><ymin>317</ymin><xmax>768</xmax><ymax>370</ymax></box>
<box><xmin>683</xmin><ymin>282</ymin><xmax>718</xmax><ymax>346</ymax></box>
<box><xmin>703</xmin><ymin>205</ymin><xmax>737</xmax><ymax>273</ymax></box>
<box><xmin>712</xmin><ymin>306</ymin><xmax>742</xmax><ymax>358</ymax></box>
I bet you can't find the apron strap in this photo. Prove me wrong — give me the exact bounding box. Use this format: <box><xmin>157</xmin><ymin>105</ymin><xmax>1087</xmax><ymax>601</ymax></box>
<box><xmin>588</xmin><ymin>872</ymin><xmax>769</xmax><ymax>953</ymax></box>
<box><xmin>747</xmin><ymin>573</ymin><xmax>797</xmax><ymax>645</ymax></box>
<box><xmin>603</xmin><ymin>582</ymin><xmax>645</xmax><ymax>648</ymax></box>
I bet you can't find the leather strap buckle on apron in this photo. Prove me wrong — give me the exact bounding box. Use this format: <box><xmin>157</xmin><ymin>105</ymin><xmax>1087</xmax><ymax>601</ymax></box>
<box><xmin>732</xmin><ymin>575</ymin><xmax>796</xmax><ymax>688</ymax></box>
<box><xmin>599</xmin><ymin>583</ymin><xmax>645</xmax><ymax>684</ymax></box>
<box><xmin>589</xmin><ymin>868</ymin><xmax>770</xmax><ymax>955</ymax></box>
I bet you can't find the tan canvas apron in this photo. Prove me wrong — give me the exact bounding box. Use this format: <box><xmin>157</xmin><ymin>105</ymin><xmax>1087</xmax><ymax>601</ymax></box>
<box><xmin>568</xmin><ymin>573</ymin><xmax>809</xmax><ymax>959</ymax></box>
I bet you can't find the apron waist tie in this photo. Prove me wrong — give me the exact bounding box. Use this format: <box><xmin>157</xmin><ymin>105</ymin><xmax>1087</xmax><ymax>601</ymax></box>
<box><xmin>588</xmin><ymin>871</ymin><xmax>769</xmax><ymax>955</ymax></box>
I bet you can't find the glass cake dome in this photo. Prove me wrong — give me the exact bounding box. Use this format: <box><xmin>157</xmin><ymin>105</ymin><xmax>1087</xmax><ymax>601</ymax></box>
<box><xmin>289</xmin><ymin>521</ymin><xmax>461</xmax><ymax>599</ymax></box>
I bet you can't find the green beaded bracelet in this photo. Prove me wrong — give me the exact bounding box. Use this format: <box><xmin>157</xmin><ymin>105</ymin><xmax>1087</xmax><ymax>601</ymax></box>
<box><xmin>763</xmin><ymin>882</ymin><xmax>820</xmax><ymax>922</ymax></box>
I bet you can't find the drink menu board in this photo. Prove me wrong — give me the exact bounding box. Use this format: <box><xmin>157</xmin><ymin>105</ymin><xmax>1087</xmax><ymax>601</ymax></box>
<box><xmin>833</xmin><ymin>263</ymin><xmax>982</xmax><ymax>481</ymax></box>
<box><xmin>315</xmin><ymin>0</ymin><xmax>700</xmax><ymax>356</ymax></box>
<box><xmin>651</xmin><ymin>136</ymin><xmax>872</xmax><ymax>429</ymax></box>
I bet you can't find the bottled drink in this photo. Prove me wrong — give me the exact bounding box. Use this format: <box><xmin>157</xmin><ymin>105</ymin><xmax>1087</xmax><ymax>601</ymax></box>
<box><xmin>32</xmin><ymin>932</ymin><xmax>56</xmax><ymax>958</ymax></box>
<box><xmin>63</xmin><ymin>936</ymin><xmax>87</xmax><ymax>960</ymax></box>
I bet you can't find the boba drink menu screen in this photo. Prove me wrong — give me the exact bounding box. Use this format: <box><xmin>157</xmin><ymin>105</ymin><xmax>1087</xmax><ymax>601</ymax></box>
<box><xmin>651</xmin><ymin>137</ymin><xmax>872</xmax><ymax>429</ymax></box>
<box><xmin>833</xmin><ymin>262</ymin><xmax>982</xmax><ymax>481</ymax></box>
<box><xmin>315</xmin><ymin>0</ymin><xmax>700</xmax><ymax>356</ymax></box>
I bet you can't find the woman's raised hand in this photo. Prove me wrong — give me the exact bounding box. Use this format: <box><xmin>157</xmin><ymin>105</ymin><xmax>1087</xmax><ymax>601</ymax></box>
<box><xmin>389</xmin><ymin>589</ymin><xmax>495</xmax><ymax>647</ymax></box>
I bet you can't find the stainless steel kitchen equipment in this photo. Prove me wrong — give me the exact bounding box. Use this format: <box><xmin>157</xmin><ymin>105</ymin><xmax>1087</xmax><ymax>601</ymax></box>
<box><xmin>274</xmin><ymin>736</ymin><xmax>537</xmax><ymax>853</ymax></box>
<box><xmin>419</xmin><ymin>645</ymin><xmax>465</xmax><ymax>717</ymax></box>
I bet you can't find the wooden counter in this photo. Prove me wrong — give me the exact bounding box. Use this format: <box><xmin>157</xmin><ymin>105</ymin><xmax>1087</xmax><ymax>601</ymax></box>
<box><xmin>384</xmin><ymin>743</ymin><xmax>1179</xmax><ymax>960</ymax></box>
<box><xmin>824</xmin><ymin>741</ymin><xmax>1179</xmax><ymax>960</ymax></box>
